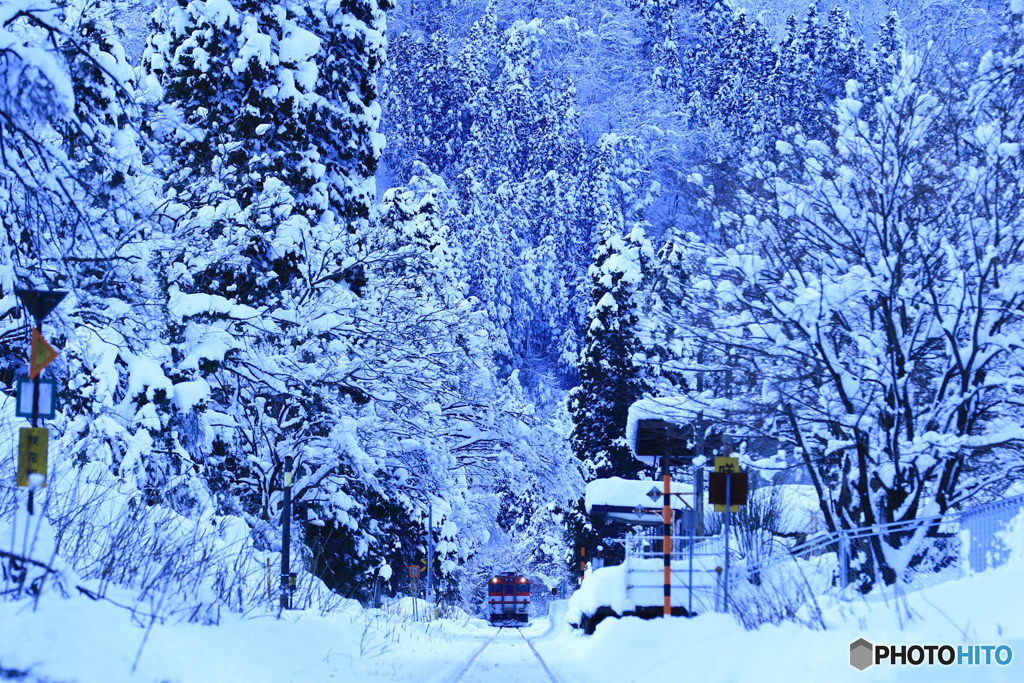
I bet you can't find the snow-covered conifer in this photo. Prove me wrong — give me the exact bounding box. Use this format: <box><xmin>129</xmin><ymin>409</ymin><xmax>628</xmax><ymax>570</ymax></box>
<box><xmin>569</xmin><ymin>223</ymin><xmax>655</xmax><ymax>481</ymax></box>
<box><xmin>142</xmin><ymin>0</ymin><xmax>394</xmax><ymax>594</ymax></box>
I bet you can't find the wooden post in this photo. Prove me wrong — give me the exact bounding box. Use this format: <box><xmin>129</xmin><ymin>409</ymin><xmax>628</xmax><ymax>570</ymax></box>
<box><xmin>427</xmin><ymin>497</ymin><xmax>433</xmax><ymax>606</ymax></box>
<box><xmin>688</xmin><ymin>526</ymin><xmax>694</xmax><ymax>616</ymax></box>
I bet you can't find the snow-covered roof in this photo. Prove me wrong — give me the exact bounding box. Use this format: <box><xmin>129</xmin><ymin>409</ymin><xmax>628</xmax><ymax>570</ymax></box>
<box><xmin>585</xmin><ymin>477</ymin><xmax>693</xmax><ymax>514</ymax></box>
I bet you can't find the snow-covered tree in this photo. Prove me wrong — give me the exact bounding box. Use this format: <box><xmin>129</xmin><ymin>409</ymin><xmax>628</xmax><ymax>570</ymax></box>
<box><xmin>0</xmin><ymin>0</ymin><xmax>161</xmax><ymax>490</ymax></box>
<box><xmin>569</xmin><ymin>223</ymin><xmax>655</xmax><ymax>481</ymax></box>
<box><xmin>139</xmin><ymin>0</ymin><xmax>406</xmax><ymax>597</ymax></box>
<box><xmin>678</xmin><ymin>51</ymin><xmax>1024</xmax><ymax>589</ymax></box>
<box><xmin>2</xmin><ymin>0</ymin><xmax>148</xmax><ymax>383</ymax></box>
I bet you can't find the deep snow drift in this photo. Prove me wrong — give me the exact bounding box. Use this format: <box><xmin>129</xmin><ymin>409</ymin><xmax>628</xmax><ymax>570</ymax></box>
<box><xmin>3</xmin><ymin>533</ymin><xmax>1024</xmax><ymax>683</ymax></box>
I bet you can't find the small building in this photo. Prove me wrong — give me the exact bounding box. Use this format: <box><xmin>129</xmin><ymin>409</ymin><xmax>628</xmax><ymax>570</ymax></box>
<box><xmin>585</xmin><ymin>477</ymin><xmax>695</xmax><ymax>535</ymax></box>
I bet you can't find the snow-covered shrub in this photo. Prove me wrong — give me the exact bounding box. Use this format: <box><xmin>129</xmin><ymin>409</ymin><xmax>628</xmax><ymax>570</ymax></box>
<box><xmin>730</xmin><ymin>553</ymin><xmax>829</xmax><ymax>631</ymax></box>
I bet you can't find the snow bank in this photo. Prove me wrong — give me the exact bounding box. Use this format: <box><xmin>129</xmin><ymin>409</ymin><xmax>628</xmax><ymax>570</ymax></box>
<box><xmin>0</xmin><ymin>592</ymin><xmax>492</xmax><ymax>683</ymax></box>
<box><xmin>2</xmin><ymin>540</ymin><xmax>1024</xmax><ymax>682</ymax></box>
<box><xmin>565</xmin><ymin>564</ymin><xmax>631</xmax><ymax>625</ymax></box>
<box><xmin>542</xmin><ymin>599</ymin><xmax>571</xmax><ymax>638</ymax></box>
<box><xmin>545</xmin><ymin>514</ymin><xmax>1024</xmax><ymax>681</ymax></box>
<box><xmin>543</xmin><ymin>560</ymin><xmax>1024</xmax><ymax>682</ymax></box>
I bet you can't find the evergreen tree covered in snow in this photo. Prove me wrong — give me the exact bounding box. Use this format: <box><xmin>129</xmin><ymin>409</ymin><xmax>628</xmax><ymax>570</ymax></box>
<box><xmin>627</xmin><ymin>0</ymin><xmax>684</xmax><ymax>92</ymax></box>
<box><xmin>565</xmin><ymin>218</ymin><xmax>654</xmax><ymax>581</ymax></box>
<box><xmin>383</xmin><ymin>29</ymin><xmax>466</xmax><ymax>189</ymax></box>
<box><xmin>142</xmin><ymin>0</ymin><xmax>402</xmax><ymax>597</ymax></box>
<box><xmin>569</xmin><ymin>224</ymin><xmax>655</xmax><ymax>481</ymax></box>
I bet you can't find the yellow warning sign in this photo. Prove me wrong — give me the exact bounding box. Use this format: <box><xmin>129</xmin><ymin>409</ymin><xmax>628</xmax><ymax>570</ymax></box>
<box><xmin>28</xmin><ymin>328</ymin><xmax>58</xmax><ymax>379</ymax></box>
<box><xmin>714</xmin><ymin>456</ymin><xmax>739</xmax><ymax>473</ymax></box>
<box><xmin>17</xmin><ymin>427</ymin><xmax>48</xmax><ymax>487</ymax></box>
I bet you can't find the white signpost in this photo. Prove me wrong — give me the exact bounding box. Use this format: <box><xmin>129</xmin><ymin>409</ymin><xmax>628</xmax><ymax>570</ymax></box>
<box><xmin>16</xmin><ymin>377</ymin><xmax>56</xmax><ymax>420</ymax></box>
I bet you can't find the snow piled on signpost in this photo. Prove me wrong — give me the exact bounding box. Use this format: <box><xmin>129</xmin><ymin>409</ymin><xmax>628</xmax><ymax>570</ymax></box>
<box><xmin>625</xmin><ymin>394</ymin><xmax>731</xmax><ymax>463</ymax></box>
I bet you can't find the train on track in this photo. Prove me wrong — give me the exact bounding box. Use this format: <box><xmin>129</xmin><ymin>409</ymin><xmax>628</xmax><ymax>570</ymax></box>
<box><xmin>487</xmin><ymin>572</ymin><xmax>530</xmax><ymax>625</ymax></box>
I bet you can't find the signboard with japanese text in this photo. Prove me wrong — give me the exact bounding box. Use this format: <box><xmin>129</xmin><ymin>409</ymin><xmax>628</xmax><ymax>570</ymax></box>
<box><xmin>17</xmin><ymin>428</ymin><xmax>48</xmax><ymax>487</ymax></box>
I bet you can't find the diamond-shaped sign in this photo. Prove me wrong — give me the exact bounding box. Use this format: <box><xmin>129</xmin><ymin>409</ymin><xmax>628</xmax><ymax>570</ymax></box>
<box><xmin>647</xmin><ymin>487</ymin><xmax>662</xmax><ymax>502</ymax></box>
<box><xmin>28</xmin><ymin>328</ymin><xmax>58</xmax><ymax>379</ymax></box>
<box><xmin>15</xmin><ymin>289</ymin><xmax>66</xmax><ymax>323</ymax></box>
<box><xmin>634</xmin><ymin>505</ymin><xmax>645</xmax><ymax>518</ymax></box>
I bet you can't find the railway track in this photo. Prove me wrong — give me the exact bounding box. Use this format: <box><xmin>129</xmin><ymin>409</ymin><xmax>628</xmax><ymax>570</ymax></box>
<box><xmin>449</xmin><ymin>626</ymin><xmax>559</xmax><ymax>683</ymax></box>
<box><xmin>449</xmin><ymin>627</ymin><xmax>505</xmax><ymax>683</ymax></box>
<box><xmin>517</xmin><ymin>628</ymin><xmax>560</xmax><ymax>683</ymax></box>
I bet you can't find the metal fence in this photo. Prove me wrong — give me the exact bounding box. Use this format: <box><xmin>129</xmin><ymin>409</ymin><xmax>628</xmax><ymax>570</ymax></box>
<box><xmin>620</xmin><ymin>494</ymin><xmax>1024</xmax><ymax>626</ymax></box>
<box><xmin>960</xmin><ymin>495</ymin><xmax>1024</xmax><ymax>573</ymax></box>
<box><xmin>623</xmin><ymin>532</ymin><xmax>731</xmax><ymax>615</ymax></box>
<box><xmin>625</xmin><ymin>533</ymin><xmax>725</xmax><ymax>562</ymax></box>
<box><xmin>723</xmin><ymin>493</ymin><xmax>1024</xmax><ymax>626</ymax></box>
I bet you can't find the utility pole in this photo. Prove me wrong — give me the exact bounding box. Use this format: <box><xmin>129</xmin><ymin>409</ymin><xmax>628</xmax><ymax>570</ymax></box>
<box><xmin>427</xmin><ymin>495</ymin><xmax>433</xmax><ymax>606</ymax></box>
<box><xmin>281</xmin><ymin>454</ymin><xmax>294</xmax><ymax>609</ymax></box>
<box><xmin>723</xmin><ymin>460</ymin><xmax>732</xmax><ymax>614</ymax></box>
<box><xmin>695</xmin><ymin>416</ymin><xmax>704</xmax><ymax>535</ymax></box>
<box><xmin>690</xmin><ymin>416</ymin><xmax>703</xmax><ymax>616</ymax></box>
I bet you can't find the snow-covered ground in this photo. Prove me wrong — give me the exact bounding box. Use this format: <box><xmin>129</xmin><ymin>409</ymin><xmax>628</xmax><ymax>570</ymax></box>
<box><xmin>539</xmin><ymin>559</ymin><xmax>1024</xmax><ymax>682</ymax></box>
<box><xmin>0</xmin><ymin>595</ymin><xmax>496</xmax><ymax>683</ymax></box>
<box><xmin>3</xmin><ymin>550</ymin><xmax>1024</xmax><ymax>682</ymax></box>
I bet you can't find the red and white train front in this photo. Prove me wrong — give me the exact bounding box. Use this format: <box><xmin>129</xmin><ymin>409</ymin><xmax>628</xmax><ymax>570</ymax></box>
<box><xmin>487</xmin><ymin>572</ymin><xmax>530</xmax><ymax>625</ymax></box>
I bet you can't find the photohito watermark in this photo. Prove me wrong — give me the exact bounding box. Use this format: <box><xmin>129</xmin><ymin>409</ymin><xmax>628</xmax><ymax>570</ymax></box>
<box><xmin>849</xmin><ymin>639</ymin><xmax>1013</xmax><ymax>671</ymax></box>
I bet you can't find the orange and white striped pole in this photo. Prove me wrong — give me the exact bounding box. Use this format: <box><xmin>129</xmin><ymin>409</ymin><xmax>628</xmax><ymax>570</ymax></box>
<box><xmin>663</xmin><ymin>447</ymin><xmax>672</xmax><ymax>618</ymax></box>
<box><xmin>580</xmin><ymin>545</ymin><xmax>586</xmax><ymax>585</ymax></box>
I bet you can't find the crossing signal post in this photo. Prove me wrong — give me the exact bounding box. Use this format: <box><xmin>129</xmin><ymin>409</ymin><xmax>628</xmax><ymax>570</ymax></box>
<box><xmin>662</xmin><ymin>442</ymin><xmax>672</xmax><ymax>618</ymax></box>
<box><xmin>709</xmin><ymin>451</ymin><xmax>749</xmax><ymax>613</ymax></box>
<box><xmin>14</xmin><ymin>289</ymin><xmax>66</xmax><ymax>515</ymax></box>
